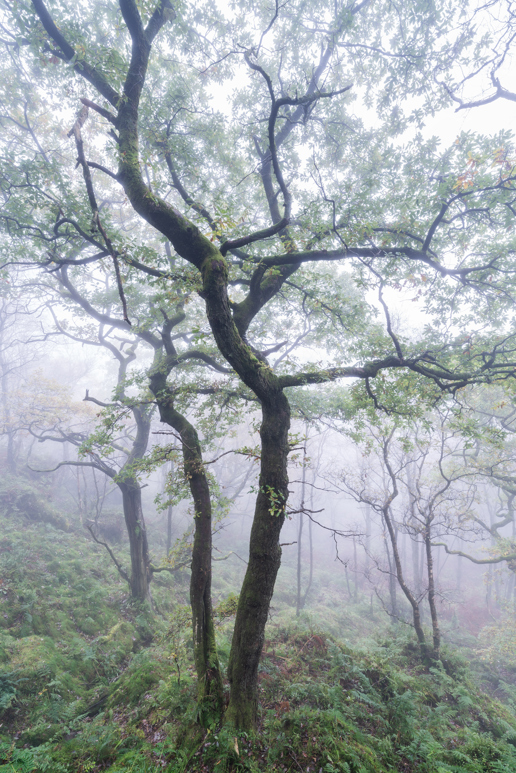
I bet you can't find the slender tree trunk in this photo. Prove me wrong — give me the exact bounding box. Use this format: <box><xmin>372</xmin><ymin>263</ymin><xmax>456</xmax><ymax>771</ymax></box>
<box><xmin>420</xmin><ymin>539</ymin><xmax>426</xmax><ymax>595</ymax></box>
<box><xmin>296</xmin><ymin>439</ymin><xmax>307</xmax><ymax>616</ymax></box>
<box><xmin>77</xmin><ymin>467</ymin><xmax>84</xmax><ymax>526</ymax></box>
<box><xmin>0</xmin><ymin>346</ymin><xmax>15</xmax><ymax>474</ymax></box>
<box><xmin>345</xmin><ymin>562</ymin><xmax>352</xmax><ymax>599</ymax></box>
<box><xmin>226</xmin><ymin>392</ymin><xmax>290</xmax><ymax>729</ymax></box>
<box><xmin>166</xmin><ymin>460</ymin><xmax>174</xmax><ymax>556</ymax></box>
<box><xmin>119</xmin><ymin>478</ymin><xmax>152</xmax><ymax>601</ymax></box>
<box><xmin>365</xmin><ymin>506</ymin><xmax>372</xmax><ymax>574</ymax></box>
<box><xmin>81</xmin><ymin>467</ymin><xmax>89</xmax><ymax>519</ymax></box>
<box><xmin>115</xmin><ymin>406</ymin><xmax>154</xmax><ymax>604</ymax></box>
<box><xmin>353</xmin><ymin>536</ymin><xmax>358</xmax><ymax>602</ymax></box>
<box><xmin>302</xmin><ymin>485</ymin><xmax>314</xmax><ymax>608</ymax></box>
<box><xmin>296</xmin><ymin>512</ymin><xmax>304</xmax><ymax>617</ymax></box>
<box><xmin>384</xmin><ymin>526</ymin><xmax>397</xmax><ymax>618</ymax></box>
<box><xmin>187</xmin><ymin>434</ymin><xmax>224</xmax><ymax>726</ymax></box>
<box><xmin>383</xmin><ymin>505</ymin><xmax>426</xmax><ymax>651</ymax></box>
<box><xmin>149</xmin><ymin>366</ymin><xmax>223</xmax><ymax>725</ymax></box>
<box><xmin>424</xmin><ymin>522</ymin><xmax>440</xmax><ymax>658</ymax></box>
<box><xmin>411</xmin><ymin>535</ymin><xmax>420</xmax><ymax>594</ymax></box>
<box><xmin>166</xmin><ymin>503</ymin><xmax>173</xmax><ymax>556</ymax></box>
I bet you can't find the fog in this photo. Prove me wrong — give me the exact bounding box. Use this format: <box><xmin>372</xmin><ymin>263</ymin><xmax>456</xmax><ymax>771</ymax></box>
<box><xmin>2</xmin><ymin>0</ymin><xmax>516</xmax><ymax>769</ymax></box>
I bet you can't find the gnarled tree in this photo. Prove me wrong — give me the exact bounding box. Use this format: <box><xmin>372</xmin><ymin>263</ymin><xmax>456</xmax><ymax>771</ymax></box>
<box><xmin>2</xmin><ymin>0</ymin><xmax>516</xmax><ymax>728</ymax></box>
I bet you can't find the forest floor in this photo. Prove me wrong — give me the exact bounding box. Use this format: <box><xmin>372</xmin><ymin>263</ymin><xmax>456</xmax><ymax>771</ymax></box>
<box><xmin>1</xmin><ymin>490</ymin><xmax>516</xmax><ymax>772</ymax></box>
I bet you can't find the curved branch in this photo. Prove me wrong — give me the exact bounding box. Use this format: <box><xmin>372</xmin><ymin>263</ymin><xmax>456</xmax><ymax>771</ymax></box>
<box><xmin>149</xmin><ymin>559</ymin><xmax>190</xmax><ymax>574</ymax></box>
<box><xmin>31</xmin><ymin>0</ymin><xmax>121</xmax><ymax>107</ymax></box>
<box><xmin>86</xmin><ymin>523</ymin><xmax>130</xmax><ymax>582</ymax></box>
<box><xmin>432</xmin><ymin>541</ymin><xmax>516</xmax><ymax>566</ymax></box>
<box><xmin>278</xmin><ymin>355</ymin><xmax>403</xmax><ymax>388</ymax></box>
<box><xmin>28</xmin><ymin>459</ymin><xmax>115</xmax><ymax>477</ymax></box>
<box><xmin>177</xmin><ymin>349</ymin><xmax>233</xmax><ymax>373</ymax></box>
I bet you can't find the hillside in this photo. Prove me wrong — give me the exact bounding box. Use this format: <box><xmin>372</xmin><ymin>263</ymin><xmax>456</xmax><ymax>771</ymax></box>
<box><xmin>1</xmin><ymin>495</ymin><xmax>516</xmax><ymax>772</ymax></box>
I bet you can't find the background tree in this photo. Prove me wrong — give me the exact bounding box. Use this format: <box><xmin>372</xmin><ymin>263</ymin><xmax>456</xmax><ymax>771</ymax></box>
<box><xmin>335</xmin><ymin>409</ymin><xmax>484</xmax><ymax>660</ymax></box>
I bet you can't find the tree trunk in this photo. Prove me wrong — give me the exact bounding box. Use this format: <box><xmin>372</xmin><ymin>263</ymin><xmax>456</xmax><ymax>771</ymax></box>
<box><xmin>296</xmin><ymin>440</ymin><xmax>307</xmax><ymax>617</ymax></box>
<box><xmin>353</xmin><ymin>536</ymin><xmax>358</xmax><ymax>602</ymax></box>
<box><xmin>226</xmin><ymin>392</ymin><xmax>290</xmax><ymax>729</ymax></box>
<box><xmin>166</xmin><ymin>502</ymin><xmax>173</xmax><ymax>556</ymax></box>
<box><xmin>365</xmin><ymin>506</ymin><xmax>372</xmax><ymax>573</ymax></box>
<box><xmin>411</xmin><ymin>535</ymin><xmax>420</xmax><ymax>594</ymax></box>
<box><xmin>420</xmin><ymin>539</ymin><xmax>426</xmax><ymax>594</ymax></box>
<box><xmin>186</xmin><ymin>427</ymin><xmax>224</xmax><ymax>726</ymax></box>
<box><xmin>424</xmin><ymin>522</ymin><xmax>440</xmax><ymax>658</ymax></box>
<box><xmin>383</xmin><ymin>505</ymin><xmax>426</xmax><ymax>651</ymax></box>
<box><xmin>166</xmin><ymin>460</ymin><xmax>174</xmax><ymax>556</ymax></box>
<box><xmin>0</xmin><ymin>336</ymin><xmax>16</xmax><ymax>475</ymax></box>
<box><xmin>115</xmin><ymin>405</ymin><xmax>154</xmax><ymax>604</ymax></box>
<box><xmin>119</xmin><ymin>478</ymin><xmax>152</xmax><ymax>601</ymax></box>
<box><xmin>302</xmin><ymin>484</ymin><xmax>314</xmax><ymax>608</ymax></box>
<box><xmin>345</xmin><ymin>562</ymin><xmax>352</xmax><ymax>599</ymax></box>
<box><xmin>149</xmin><ymin>366</ymin><xmax>223</xmax><ymax>725</ymax></box>
<box><xmin>384</xmin><ymin>525</ymin><xmax>397</xmax><ymax>618</ymax></box>
<box><xmin>296</xmin><ymin>511</ymin><xmax>304</xmax><ymax>617</ymax></box>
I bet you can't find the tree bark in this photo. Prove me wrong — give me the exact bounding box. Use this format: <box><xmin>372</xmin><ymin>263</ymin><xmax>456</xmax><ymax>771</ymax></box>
<box><xmin>296</xmin><ymin>439</ymin><xmax>307</xmax><ymax>617</ymax></box>
<box><xmin>225</xmin><ymin>392</ymin><xmax>291</xmax><ymax>729</ymax></box>
<box><xmin>166</xmin><ymin>502</ymin><xmax>173</xmax><ymax>556</ymax></box>
<box><xmin>383</xmin><ymin>505</ymin><xmax>426</xmax><ymax>651</ymax></box>
<box><xmin>303</xmin><ymin>482</ymin><xmax>314</xmax><ymax>608</ymax></box>
<box><xmin>424</xmin><ymin>522</ymin><xmax>440</xmax><ymax>658</ymax></box>
<box><xmin>296</xmin><ymin>511</ymin><xmax>304</xmax><ymax>617</ymax></box>
<box><xmin>365</xmin><ymin>506</ymin><xmax>372</xmax><ymax>573</ymax></box>
<box><xmin>384</xmin><ymin>524</ymin><xmax>397</xmax><ymax>618</ymax></box>
<box><xmin>119</xmin><ymin>477</ymin><xmax>152</xmax><ymax>601</ymax></box>
<box><xmin>353</xmin><ymin>536</ymin><xmax>358</xmax><ymax>602</ymax></box>
<box><xmin>149</xmin><ymin>363</ymin><xmax>223</xmax><ymax>725</ymax></box>
<box><xmin>117</xmin><ymin>405</ymin><xmax>153</xmax><ymax>603</ymax></box>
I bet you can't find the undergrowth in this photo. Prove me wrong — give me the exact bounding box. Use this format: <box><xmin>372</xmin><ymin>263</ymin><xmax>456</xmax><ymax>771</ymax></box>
<box><xmin>1</xmin><ymin>493</ymin><xmax>516</xmax><ymax>771</ymax></box>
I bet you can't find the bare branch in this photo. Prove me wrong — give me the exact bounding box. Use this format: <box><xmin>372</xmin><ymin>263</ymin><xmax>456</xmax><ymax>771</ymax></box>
<box><xmin>86</xmin><ymin>523</ymin><xmax>130</xmax><ymax>582</ymax></box>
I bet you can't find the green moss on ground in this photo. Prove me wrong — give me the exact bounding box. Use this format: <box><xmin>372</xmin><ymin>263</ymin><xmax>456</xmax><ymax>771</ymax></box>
<box><xmin>3</xmin><ymin>621</ymin><xmax>516</xmax><ymax>772</ymax></box>
<box><xmin>1</xmin><ymin>499</ymin><xmax>516</xmax><ymax>772</ymax></box>
<box><xmin>0</xmin><ymin>503</ymin><xmax>176</xmax><ymax>749</ymax></box>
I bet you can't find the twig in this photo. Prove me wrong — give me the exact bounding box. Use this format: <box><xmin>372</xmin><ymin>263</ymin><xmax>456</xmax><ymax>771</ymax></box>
<box><xmin>86</xmin><ymin>523</ymin><xmax>129</xmax><ymax>583</ymax></box>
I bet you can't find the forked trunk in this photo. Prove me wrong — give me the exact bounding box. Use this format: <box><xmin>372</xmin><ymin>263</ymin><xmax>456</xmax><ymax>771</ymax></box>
<box><xmin>383</xmin><ymin>505</ymin><xmax>426</xmax><ymax>651</ymax></box>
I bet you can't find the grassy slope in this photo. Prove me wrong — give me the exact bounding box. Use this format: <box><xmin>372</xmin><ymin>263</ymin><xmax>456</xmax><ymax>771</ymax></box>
<box><xmin>1</xmin><ymin>497</ymin><xmax>516</xmax><ymax>772</ymax></box>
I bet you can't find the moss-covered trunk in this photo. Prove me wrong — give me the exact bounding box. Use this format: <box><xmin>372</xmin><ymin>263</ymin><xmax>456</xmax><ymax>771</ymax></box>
<box><xmin>187</xmin><ymin>431</ymin><xmax>224</xmax><ymax>726</ymax></box>
<box><xmin>115</xmin><ymin>405</ymin><xmax>153</xmax><ymax>603</ymax></box>
<box><xmin>225</xmin><ymin>392</ymin><xmax>291</xmax><ymax>729</ymax></box>
<box><xmin>119</xmin><ymin>478</ymin><xmax>152</xmax><ymax>602</ymax></box>
<box><xmin>149</xmin><ymin>366</ymin><xmax>223</xmax><ymax>725</ymax></box>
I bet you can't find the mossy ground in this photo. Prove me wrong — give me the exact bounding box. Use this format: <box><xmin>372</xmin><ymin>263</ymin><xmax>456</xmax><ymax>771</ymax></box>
<box><xmin>1</xmin><ymin>494</ymin><xmax>516</xmax><ymax>772</ymax></box>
